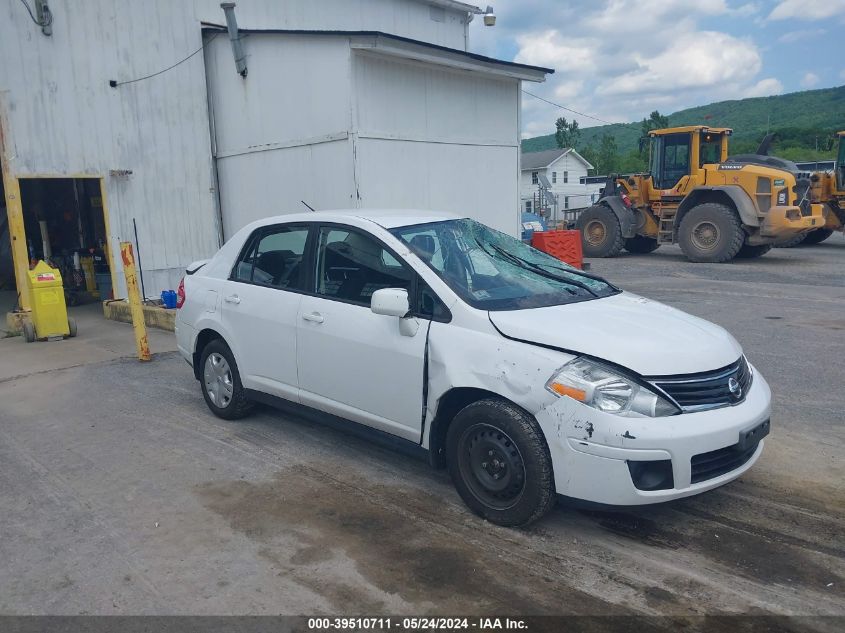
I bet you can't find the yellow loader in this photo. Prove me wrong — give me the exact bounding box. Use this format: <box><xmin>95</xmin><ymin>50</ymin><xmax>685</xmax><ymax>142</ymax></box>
<box><xmin>576</xmin><ymin>126</ymin><xmax>824</xmax><ymax>262</ymax></box>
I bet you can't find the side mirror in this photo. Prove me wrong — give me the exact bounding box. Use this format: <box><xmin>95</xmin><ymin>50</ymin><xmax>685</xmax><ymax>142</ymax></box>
<box><xmin>371</xmin><ymin>288</ymin><xmax>410</xmax><ymax>318</ymax></box>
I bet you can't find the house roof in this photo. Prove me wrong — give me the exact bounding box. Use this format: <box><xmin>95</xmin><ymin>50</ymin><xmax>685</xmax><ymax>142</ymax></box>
<box><xmin>417</xmin><ymin>0</ymin><xmax>484</xmax><ymax>13</ymax></box>
<box><xmin>521</xmin><ymin>147</ymin><xmax>594</xmax><ymax>171</ymax></box>
<box><xmin>201</xmin><ymin>26</ymin><xmax>554</xmax><ymax>81</ymax></box>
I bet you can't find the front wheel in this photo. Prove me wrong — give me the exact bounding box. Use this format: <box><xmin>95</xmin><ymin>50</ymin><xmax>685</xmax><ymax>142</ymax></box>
<box><xmin>200</xmin><ymin>339</ymin><xmax>253</xmax><ymax>420</ymax></box>
<box><xmin>576</xmin><ymin>205</ymin><xmax>625</xmax><ymax>258</ymax></box>
<box><xmin>678</xmin><ymin>202</ymin><xmax>745</xmax><ymax>263</ymax></box>
<box><xmin>446</xmin><ymin>399</ymin><xmax>555</xmax><ymax>527</ymax></box>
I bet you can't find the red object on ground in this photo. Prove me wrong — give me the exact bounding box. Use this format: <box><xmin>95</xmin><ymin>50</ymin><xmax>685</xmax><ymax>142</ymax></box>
<box><xmin>531</xmin><ymin>230</ymin><xmax>584</xmax><ymax>269</ymax></box>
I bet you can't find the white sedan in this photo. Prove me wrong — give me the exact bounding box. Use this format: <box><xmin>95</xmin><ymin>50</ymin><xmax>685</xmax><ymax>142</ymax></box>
<box><xmin>175</xmin><ymin>210</ymin><xmax>771</xmax><ymax>526</ymax></box>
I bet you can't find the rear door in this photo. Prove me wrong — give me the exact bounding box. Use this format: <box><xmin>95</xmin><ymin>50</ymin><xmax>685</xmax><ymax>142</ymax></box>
<box><xmin>296</xmin><ymin>225</ymin><xmax>430</xmax><ymax>441</ymax></box>
<box><xmin>220</xmin><ymin>223</ymin><xmax>312</xmax><ymax>401</ymax></box>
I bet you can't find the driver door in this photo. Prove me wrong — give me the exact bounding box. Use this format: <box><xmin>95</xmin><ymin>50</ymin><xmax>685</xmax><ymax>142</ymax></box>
<box><xmin>296</xmin><ymin>225</ymin><xmax>429</xmax><ymax>442</ymax></box>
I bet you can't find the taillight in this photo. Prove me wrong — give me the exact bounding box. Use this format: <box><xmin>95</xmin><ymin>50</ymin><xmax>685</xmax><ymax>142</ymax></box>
<box><xmin>621</xmin><ymin>193</ymin><xmax>632</xmax><ymax>207</ymax></box>
<box><xmin>176</xmin><ymin>277</ymin><xmax>186</xmax><ymax>309</ymax></box>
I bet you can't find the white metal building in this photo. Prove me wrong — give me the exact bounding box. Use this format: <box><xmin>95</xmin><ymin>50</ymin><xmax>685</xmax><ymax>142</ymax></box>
<box><xmin>520</xmin><ymin>148</ymin><xmax>594</xmax><ymax>219</ymax></box>
<box><xmin>0</xmin><ymin>0</ymin><xmax>551</xmax><ymax>306</ymax></box>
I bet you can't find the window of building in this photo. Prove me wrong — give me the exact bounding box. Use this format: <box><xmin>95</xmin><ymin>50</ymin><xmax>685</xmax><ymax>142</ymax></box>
<box><xmin>531</xmin><ymin>171</ymin><xmax>538</xmax><ymax>185</ymax></box>
<box><xmin>552</xmin><ymin>172</ymin><xmax>557</xmax><ymax>184</ymax></box>
<box><xmin>563</xmin><ymin>171</ymin><xmax>569</xmax><ymax>183</ymax></box>
<box><xmin>525</xmin><ymin>200</ymin><xmax>532</xmax><ymax>212</ymax></box>
<box><xmin>233</xmin><ymin>225</ymin><xmax>309</xmax><ymax>290</ymax></box>
<box><xmin>314</xmin><ymin>227</ymin><xmax>412</xmax><ymax>307</ymax></box>
<box><xmin>564</xmin><ymin>196</ymin><xmax>570</xmax><ymax>209</ymax></box>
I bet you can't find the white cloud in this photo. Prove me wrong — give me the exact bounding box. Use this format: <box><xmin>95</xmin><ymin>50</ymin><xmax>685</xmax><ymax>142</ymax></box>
<box><xmin>744</xmin><ymin>78</ymin><xmax>784</xmax><ymax>97</ymax></box>
<box><xmin>778</xmin><ymin>28</ymin><xmax>827</xmax><ymax>43</ymax></box>
<box><xmin>800</xmin><ymin>72</ymin><xmax>820</xmax><ymax>88</ymax></box>
<box><xmin>839</xmin><ymin>69</ymin><xmax>845</xmax><ymax>81</ymax></box>
<box><xmin>768</xmin><ymin>0</ymin><xmax>845</xmax><ymax>21</ymax></box>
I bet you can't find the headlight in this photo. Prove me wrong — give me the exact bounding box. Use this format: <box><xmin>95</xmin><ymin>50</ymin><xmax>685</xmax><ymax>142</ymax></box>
<box><xmin>545</xmin><ymin>357</ymin><xmax>680</xmax><ymax>417</ymax></box>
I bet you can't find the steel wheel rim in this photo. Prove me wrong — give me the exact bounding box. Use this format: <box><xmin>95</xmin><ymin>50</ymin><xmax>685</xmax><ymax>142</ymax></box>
<box><xmin>457</xmin><ymin>423</ymin><xmax>526</xmax><ymax>510</ymax></box>
<box><xmin>585</xmin><ymin>219</ymin><xmax>607</xmax><ymax>246</ymax></box>
<box><xmin>204</xmin><ymin>353</ymin><xmax>234</xmax><ymax>408</ymax></box>
<box><xmin>691</xmin><ymin>221</ymin><xmax>720</xmax><ymax>251</ymax></box>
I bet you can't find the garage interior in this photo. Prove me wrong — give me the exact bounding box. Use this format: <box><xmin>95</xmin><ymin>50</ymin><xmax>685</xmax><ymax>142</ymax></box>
<box><xmin>16</xmin><ymin>177</ymin><xmax>113</xmax><ymax>306</ymax></box>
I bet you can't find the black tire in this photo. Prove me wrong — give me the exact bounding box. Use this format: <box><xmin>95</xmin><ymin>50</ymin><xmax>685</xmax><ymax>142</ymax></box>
<box><xmin>735</xmin><ymin>243</ymin><xmax>772</xmax><ymax>259</ymax></box>
<box><xmin>22</xmin><ymin>321</ymin><xmax>36</xmax><ymax>343</ymax></box>
<box><xmin>576</xmin><ymin>205</ymin><xmax>625</xmax><ymax>258</ymax></box>
<box><xmin>67</xmin><ymin>318</ymin><xmax>78</xmax><ymax>338</ymax></box>
<box><xmin>678</xmin><ymin>202</ymin><xmax>745</xmax><ymax>263</ymax></box>
<box><xmin>199</xmin><ymin>339</ymin><xmax>253</xmax><ymax>420</ymax></box>
<box><xmin>774</xmin><ymin>233</ymin><xmax>807</xmax><ymax>248</ymax></box>
<box><xmin>803</xmin><ymin>228</ymin><xmax>834</xmax><ymax>245</ymax></box>
<box><xmin>446</xmin><ymin>398</ymin><xmax>555</xmax><ymax>527</ymax></box>
<box><xmin>624</xmin><ymin>234</ymin><xmax>660</xmax><ymax>254</ymax></box>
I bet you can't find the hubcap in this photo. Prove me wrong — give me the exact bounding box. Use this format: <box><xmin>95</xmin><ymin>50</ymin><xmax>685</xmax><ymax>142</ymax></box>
<box><xmin>458</xmin><ymin>423</ymin><xmax>526</xmax><ymax>510</ymax></box>
<box><xmin>585</xmin><ymin>220</ymin><xmax>607</xmax><ymax>246</ymax></box>
<box><xmin>204</xmin><ymin>352</ymin><xmax>234</xmax><ymax>408</ymax></box>
<box><xmin>691</xmin><ymin>221</ymin><xmax>720</xmax><ymax>251</ymax></box>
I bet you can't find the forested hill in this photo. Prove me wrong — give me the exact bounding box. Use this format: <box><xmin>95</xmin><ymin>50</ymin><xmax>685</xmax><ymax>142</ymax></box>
<box><xmin>521</xmin><ymin>85</ymin><xmax>845</xmax><ymax>161</ymax></box>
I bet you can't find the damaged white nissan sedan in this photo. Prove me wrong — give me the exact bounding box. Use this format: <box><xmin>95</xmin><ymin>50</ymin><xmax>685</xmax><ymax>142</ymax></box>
<box><xmin>176</xmin><ymin>210</ymin><xmax>771</xmax><ymax>526</ymax></box>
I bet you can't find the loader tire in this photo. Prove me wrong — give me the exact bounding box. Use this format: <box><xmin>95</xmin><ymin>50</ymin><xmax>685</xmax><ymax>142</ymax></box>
<box><xmin>735</xmin><ymin>243</ymin><xmax>772</xmax><ymax>259</ymax></box>
<box><xmin>803</xmin><ymin>228</ymin><xmax>834</xmax><ymax>245</ymax></box>
<box><xmin>624</xmin><ymin>234</ymin><xmax>660</xmax><ymax>254</ymax></box>
<box><xmin>577</xmin><ymin>205</ymin><xmax>625</xmax><ymax>258</ymax></box>
<box><xmin>678</xmin><ymin>203</ymin><xmax>745</xmax><ymax>263</ymax></box>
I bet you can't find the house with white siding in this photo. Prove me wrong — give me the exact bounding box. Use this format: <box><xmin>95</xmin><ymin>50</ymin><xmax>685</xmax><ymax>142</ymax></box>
<box><xmin>1</xmin><ymin>0</ymin><xmax>551</xmax><ymax>310</ymax></box>
<box><xmin>520</xmin><ymin>148</ymin><xmax>594</xmax><ymax>222</ymax></box>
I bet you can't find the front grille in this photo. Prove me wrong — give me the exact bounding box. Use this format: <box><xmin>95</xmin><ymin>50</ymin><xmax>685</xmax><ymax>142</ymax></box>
<box><xmin>691</xmin><ymin>442</ymin><xmax>758</xmax><ymax>484</ymax></box>
<box><xmin>650</xmin><ymin>356</ymin><xmax>752</xmax><ymax>411</ymax></box>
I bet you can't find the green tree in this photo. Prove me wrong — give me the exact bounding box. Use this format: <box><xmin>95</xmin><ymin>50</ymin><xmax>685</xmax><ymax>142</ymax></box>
<box><xmin>555</xmin><ymin>117</ymin><xmax>581</xmax><ymax>149</ymax></box>
<box><xmin>597</xmin><ymin>134</ymin><xmax>620</xmax><ymax>175</ymax></box>
<box><xmin>639</xmin><ymin>111</ymin><xmax>670</xmax><ymax>157</ymax></box>
<box><xmin>618</xmin><ymin>148</ymin><xmax>647</xmax><ymax>173</ymax></box>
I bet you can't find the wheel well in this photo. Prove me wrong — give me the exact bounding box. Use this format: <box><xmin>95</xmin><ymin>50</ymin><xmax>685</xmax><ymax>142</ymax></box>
<box><xmin>676</xmin><ymin>190</ymin><xmax>739</xmax><ymax>230</ymax></box>
<box><xmin>193</xmin><ymin>329</ymin><xmax>224</xmax><ymax>379</ymax></box>
<box><xmin>427</xmin><ymin>387</ymin><xmax>509</xmax><ymax>469</ymax></box>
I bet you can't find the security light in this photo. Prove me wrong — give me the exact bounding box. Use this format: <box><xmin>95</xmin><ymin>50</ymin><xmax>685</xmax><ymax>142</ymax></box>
<box><xmin>483</xmin><ymin>5</ymin><xmax>496</xmax><ymax>26</ymax></box>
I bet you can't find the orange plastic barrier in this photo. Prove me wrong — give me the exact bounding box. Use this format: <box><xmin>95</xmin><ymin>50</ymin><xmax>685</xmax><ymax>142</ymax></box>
<box><xmin>531</xmin><ymin>230</ymin><xmax>584</xmax><ymax>269</ymax></box>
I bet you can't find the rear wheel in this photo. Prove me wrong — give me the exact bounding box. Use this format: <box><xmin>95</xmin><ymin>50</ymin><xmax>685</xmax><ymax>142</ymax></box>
<box><xmin>446</xmin><ymin>399</ymin><xmax>555</xmax><ymax>527</ymax></box>
<box><xmin>735</xmin><ymin>243</ymin><xmax>772</xmax><ymax>259</ymax></box>
<box><xmin>803</xmin><ymin>228</ymin><xmax>834</xmax><ymax>245</ymax></box>
<box><xmin>624</xmin><ymin>234</ymin><xmax>660</xmax><ymax>254</ymax></box>
<box><xmin>67</xmin><ymin>318</ymin><xmax>78</xmax><ymax>338</ymax></box>
<box><xmin>678</xmin><ymin>202</ymin><xmax>745</xmax><ymax>263</ymax></box>
<box><xmin>200</xmin><ymin>339</ymin><xmax>253</xmax><ymax>420</ymax></box>
<box><xmin>576</xmin><ymin>205</ymin><xmax>625</xmax><ymax>258</ymax></box>
<box><xmin>22</xmin><ymin>322</ymin><xmax>36</xmax><ymax>343</ymax></box>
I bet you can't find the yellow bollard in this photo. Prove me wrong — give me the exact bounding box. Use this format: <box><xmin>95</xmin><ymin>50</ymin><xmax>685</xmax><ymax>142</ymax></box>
<box><xmin>120</xmin><ymin>242</ymin><xmax>151</xmax><ymax>361</ymax></box>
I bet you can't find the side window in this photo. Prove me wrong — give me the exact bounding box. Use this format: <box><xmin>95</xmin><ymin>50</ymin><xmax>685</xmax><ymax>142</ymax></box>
<box><xmin>233</xmin><ymin>225</ymin><xmax>309</xmax><ymax>290</ymax></box>
<box><xmin>417</xmin><ymin>280</ymin><xmax>450</xmax><ymax>322</ymax></box>
<box><xmin>315</xmin><ymin>227</ymin><xmax>412</xmax><ymax>306</ymax></box>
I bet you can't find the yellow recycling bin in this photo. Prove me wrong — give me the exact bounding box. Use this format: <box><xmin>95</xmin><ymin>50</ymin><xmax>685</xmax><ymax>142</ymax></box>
<box><xmin>23</xmin><ymin>261</ymin><xmax>77</xmax><ymax>342</ymax></box>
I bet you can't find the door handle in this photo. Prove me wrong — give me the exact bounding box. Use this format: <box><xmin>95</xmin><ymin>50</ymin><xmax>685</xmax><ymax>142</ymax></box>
<box><xmin>302</xmin><ymin>312</ymin><xmax>324</xmax><ymax>324</ymax></box>
<box><xmin>224</xmin><ymin>295</ymin><xmax>241</xmax><ymax>304</ymax></box>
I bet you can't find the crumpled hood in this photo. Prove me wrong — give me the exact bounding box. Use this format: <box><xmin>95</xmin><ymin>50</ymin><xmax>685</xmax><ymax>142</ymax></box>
<box><xmin>488</xmin><ymin>292</ymin><xmax>742</xmax><ymax>376</ymax></box>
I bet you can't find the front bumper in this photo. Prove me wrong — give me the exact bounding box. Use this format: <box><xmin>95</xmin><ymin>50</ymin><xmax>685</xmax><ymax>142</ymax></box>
<box><xmin>756</xmin><ymin>203</ymin><xmax>824</xmax><ymax>242</ymax></box>
<box><xmin>535</xmin><ymin>365</ymin><xmax>771</xmax><ymax>505</ymax></box>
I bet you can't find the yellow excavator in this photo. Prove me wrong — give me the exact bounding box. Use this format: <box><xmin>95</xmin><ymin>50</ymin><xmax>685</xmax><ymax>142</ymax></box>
<box><xmin>778</xmin><ymin>130</ymin><xmax>845</xmax><ymax>247</ymax></box>
<box><xmin>576</xmin><ymin>126</ymin><xmax>824</xmax><ymax>262</ymax></box>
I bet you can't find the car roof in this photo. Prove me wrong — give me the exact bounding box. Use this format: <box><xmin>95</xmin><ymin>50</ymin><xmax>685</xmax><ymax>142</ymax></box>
<box><xmin>247</xmin><ymin>209</ymin><xmax>463</xmax><ymax>230</ymax></box>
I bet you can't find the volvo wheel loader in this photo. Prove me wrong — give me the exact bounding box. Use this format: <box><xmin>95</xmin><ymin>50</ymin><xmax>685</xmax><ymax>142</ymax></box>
<box><xmin>576</xmin><ymin>126</ymin><xmax>824</xmax><ymax>263</ymax></box>
<box><xmin>778</xmin><ymin>130</ymin><xmax>845</xmax><ymax>247</ymax></box>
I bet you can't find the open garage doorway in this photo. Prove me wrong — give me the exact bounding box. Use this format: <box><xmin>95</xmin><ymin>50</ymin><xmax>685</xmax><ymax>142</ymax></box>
<box><xmin>18</xmin><ymin>178</ymin><xmax>114</xmax><ymax>305</ymax></box>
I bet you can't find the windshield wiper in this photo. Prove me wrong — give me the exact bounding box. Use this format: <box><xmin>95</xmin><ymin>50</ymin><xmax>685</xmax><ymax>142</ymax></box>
<box><xmin>481</xmin><ymin>240</ymin><xmax>599</xmax><ymax>298</ymax></box>
<box><xmin>492</xmin><ymin>243</ymin><xmax>620</xmax><ymax>293</ymax></box>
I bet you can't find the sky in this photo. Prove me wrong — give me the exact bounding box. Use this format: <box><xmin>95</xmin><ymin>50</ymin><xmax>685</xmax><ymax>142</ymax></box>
<box><xmin>467</xmin><ymin>0</ymin><xmax>845</xmax><ymax>138</ymax></box>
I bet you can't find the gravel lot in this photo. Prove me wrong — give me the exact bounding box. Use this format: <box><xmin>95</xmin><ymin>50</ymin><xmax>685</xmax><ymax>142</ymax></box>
<box><xmin>0</xmin><ymin>237</ymin><xmax>843</xmax><ymax>621</ymax></box>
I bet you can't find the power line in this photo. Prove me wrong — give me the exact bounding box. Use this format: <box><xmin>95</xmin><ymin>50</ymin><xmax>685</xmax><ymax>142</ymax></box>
<box><xmin>110</xmin><ymin>32</ymin><xmax>221</xmax><ymax>88</ymax></box>
<box><xmin>17</xmin><ymin>0</ymin><xmax>50</xmax><ymax>26</ymax></box>
<box><xmin>521</xmin><ymin>89</ymin><xmax>616</xmax><ymax>125</ymax></box>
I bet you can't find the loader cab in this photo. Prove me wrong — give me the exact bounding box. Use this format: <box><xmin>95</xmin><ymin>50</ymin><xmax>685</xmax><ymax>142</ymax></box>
<box><xmin>648</xmin><ymin>127</ymin><xmax>731</xmax><ymax>191</ymax></box>
<box><xmin>836</xmin><ymin>132</ymin><xmax>845</xmax><ymax>192</ymax></box>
